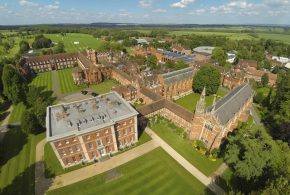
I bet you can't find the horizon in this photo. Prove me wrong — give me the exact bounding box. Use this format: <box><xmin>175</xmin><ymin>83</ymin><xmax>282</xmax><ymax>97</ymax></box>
<box><xmin>1</xmin><ymin>0</ymin><xmax>290</xmax><ymax>25</ymax></box>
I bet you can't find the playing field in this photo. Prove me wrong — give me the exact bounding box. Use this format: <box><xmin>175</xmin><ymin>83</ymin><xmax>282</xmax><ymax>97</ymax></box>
<box><xmin>45</xmin><ymin>33</ymin><xmax>106</xmax><ymax>53</ymax></box>
<box><xmin>0</xmin><ymin>130</ymin><xmax>45</xmax><ymax>194</ymax></box>
<box><xmin>29</xmin><ymin>72</ymin><xmax>53</xmax><ymax>91</ymax></box>
<box><xmin>150</xmin><ymin>118</ymin><xmax>223</xmax><ymax>176</ymax></box>
<box><xmin>47</xmin><ymin>147</ymin><xmax>212</xmax><ymax>195</ymax></box>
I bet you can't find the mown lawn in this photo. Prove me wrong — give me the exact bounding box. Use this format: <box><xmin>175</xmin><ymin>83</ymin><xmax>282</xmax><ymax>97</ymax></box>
<box><xmin>45</xmin><ymin>33</ymin><xmax>107</xmax><ymax>53</ymax></box>
<box><xmin>0</xmin><ymin>130</ymin><xmax>45</xmax><ymax>194</ymax></box>
<box><xmin>44</xmin><ymin>131</ymin><xmax>151</xmax><ymax>177</ymax></box>
<box><xmin>150</xmin><ymin>118</ymin><xmax>223</xmax><ymax>176</ymax></box>
<box><xmin>57</xmin><ymin>68</ymin><xmax>85</xmax><ymax>94</ymax></box>
<box><xmin>8</xmin><ymin>103</ymin><xmax>26</xmax><ymax>124</ymax></box>
<box><xmin>176</xmin><ymin>88</ymin><xmax>227</xmax><ymax>112</ymax></box>
<box><xmin>47</xmin><ymin>147</ymin><xmax>212</xmax><ymax>195</ymax></box>
<box><xmin>88</xmin><ymin>79</ymin><xmax>119</xmax><ymax>94</ymax></box>
<box><xmin>29</xmin><ymin>72</ymin><xmax>53</xmax><ymax>91</ymax></box>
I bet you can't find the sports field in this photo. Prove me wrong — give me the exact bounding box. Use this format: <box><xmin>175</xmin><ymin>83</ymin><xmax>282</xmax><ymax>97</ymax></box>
<box><xmin>0</xmin><ymin>130</ymin><xmax>45</xmax><ymax>194</ymax></box>
<box><xmin>57</xmin><ymin>68</ymin><xmax>85</xmax><ymax>94</ymax></box>
<box><xmin>47</xmin><ymin>147</ymin><xmax>211</xmax><ymax>195</ymax></box>
<box><xmin>29</xmin><ymin>72</ymin><xmax>53</xmax><ymax>91</ymax></box>
<box><xmin>45</xmin><ymin>33</ymin><xmax>106</xmax><ymax>52</ymax></box>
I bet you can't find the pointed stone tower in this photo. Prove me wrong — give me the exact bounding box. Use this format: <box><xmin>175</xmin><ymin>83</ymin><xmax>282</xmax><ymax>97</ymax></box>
<box><xmin>195</xmin><ymin>87</ymin><xmax>206</xmax><ymax>114</ymax></box>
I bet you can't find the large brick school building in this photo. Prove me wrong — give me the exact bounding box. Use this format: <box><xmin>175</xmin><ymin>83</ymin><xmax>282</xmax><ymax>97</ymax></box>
<box><xmin>46</xmin><ymin>92</ymin><xmax>138</xmax><ymax>168</ymax></box>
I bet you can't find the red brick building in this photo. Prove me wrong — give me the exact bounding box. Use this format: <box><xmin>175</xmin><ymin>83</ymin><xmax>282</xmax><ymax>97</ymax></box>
<box><xmin>112</xmin><ymin>85</ymin><xmax>137</xmax><ymax>101</ymax></box>
<box><xmin>46</xmin><ymin>92</ymin><xmax>138</xmax><ymax>168</ymax></box>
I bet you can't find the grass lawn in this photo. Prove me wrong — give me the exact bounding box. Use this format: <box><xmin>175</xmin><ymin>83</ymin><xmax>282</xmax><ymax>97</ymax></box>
<box><xmin>45</xmin><ymin>33</ymin><xmax>107</xmax><ymax>53</ymax></box>
<box><xmin>0</xmin><ymin>130</ymin><xmax>45</xmax><ymax>194</ymax></box>
<box><xmin>57</xmin><ymin>68</ymin><xmax>86</xmax><ymax>94</ymax></box>
<box><xmin>176</xmin><ymin>88</ymin><xmax>227</xmax><ymax>112</ymax></box>
<box><xmin>8</xmin><ymin>103</ymin><xmax>26</xmax><ymax>124</ymax></box>
<box><xmin>47</xmin><ymin>147</ymin><xmax>212</xmax><ymax>195</ymax></box>
<box><xmin>29</xmin><ymin>72</ymin><xmax>53</xmax><ymax>91</ymax></box>
<box><xmin>149</xmin><ymin>118</ymin><xmax>223</xmax><ymax>176</ymax></box>
<box><xmin>44</xmin><ymin>131</ymin><xmax>151</xmax><ymax>177</ymax></box>
<box><xmin>57</xmin><ymin>68</ymin><xmax>119</xmax><ymax>95</ymax></box>
<box><xmin>88</xmin><ymin>79</ymin><xmax>119</xmax><ymax>94</ymax></box>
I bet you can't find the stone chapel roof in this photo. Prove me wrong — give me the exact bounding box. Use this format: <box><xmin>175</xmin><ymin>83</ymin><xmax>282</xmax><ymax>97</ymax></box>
<box><xmin>161</xmin><ymin>67</ymin><xmax>195</xmax><ymax>85</ymax></box>
<box><xmin>207</xmin><ymin>83</ymin><xmax>253</xmax><ymax>125</ymax></box>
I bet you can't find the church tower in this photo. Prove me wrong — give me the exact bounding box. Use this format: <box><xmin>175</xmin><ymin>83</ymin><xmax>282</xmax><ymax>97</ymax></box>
<box><xmin>195</xmin><ymin>87</ymin><xmax>206</xmax><ymax>114</ymax></box>
<box><xmin>86</xmin><ymin>49</ymin><xmax>98</xmax><ymax>65</ymax></box>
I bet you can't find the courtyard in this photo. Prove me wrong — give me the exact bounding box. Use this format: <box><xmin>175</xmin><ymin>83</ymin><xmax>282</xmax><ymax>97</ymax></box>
<box><xmin>149</xmin><ymin>117</ymin><xmax>223</xmax><ymax>176</ymax></box>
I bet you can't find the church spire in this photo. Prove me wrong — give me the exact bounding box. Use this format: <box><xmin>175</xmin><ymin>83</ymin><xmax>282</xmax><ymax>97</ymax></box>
<box><xmin>195</xmin><ymin>87</ymin><xmax>206</xmax><ymax>114</ymax></box>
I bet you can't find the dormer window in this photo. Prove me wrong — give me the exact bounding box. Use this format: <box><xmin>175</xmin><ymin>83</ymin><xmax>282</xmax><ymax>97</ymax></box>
<box><xmin>86</xmin><ymin>135</ymin><xmax>91</xmax><ymax>140</ymax></box>
<box><xmin>205</xmin><ymin>123</ymin><xmax>213</xmax><ymax>131</ymax></box>
<box><xmin>65</xmin><ymin>140</ymin><xmax>69</xmax><ymax>144</ymax></box>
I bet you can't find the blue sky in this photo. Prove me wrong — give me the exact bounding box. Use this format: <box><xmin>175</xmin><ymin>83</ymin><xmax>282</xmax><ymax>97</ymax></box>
<box><xmin>0</xmin><ymin>0</ymin><xmax>290</xmax><ymax>25</ymax></box>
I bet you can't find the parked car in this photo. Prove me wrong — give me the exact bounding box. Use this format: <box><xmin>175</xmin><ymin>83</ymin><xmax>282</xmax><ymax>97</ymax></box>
<box><xmin>81</xmin><ymin>90</ymin><xmax>88</xmax><ymax>95</ymax></box>
<box><xmin>91</xmin><ymin>92</ymin><xmax>98</xmax><ymax>97</ymax></box>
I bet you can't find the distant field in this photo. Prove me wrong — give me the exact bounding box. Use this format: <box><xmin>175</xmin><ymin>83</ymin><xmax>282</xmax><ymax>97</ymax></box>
<box><xmin>45</xmin><ymin>33</ymin><xmax>106</xmax><ymax>52</ymax></box>
<box><xmin>47</xmin><ymin>147</ymin><xmax>211</xmax><ymax>195</ymax></box>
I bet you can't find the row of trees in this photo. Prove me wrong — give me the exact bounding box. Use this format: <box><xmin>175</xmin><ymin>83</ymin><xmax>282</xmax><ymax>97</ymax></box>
<box><xmin>1</xmin><ymin>64</ymin><xmax>55</xmax><ymax>134</ymax></box>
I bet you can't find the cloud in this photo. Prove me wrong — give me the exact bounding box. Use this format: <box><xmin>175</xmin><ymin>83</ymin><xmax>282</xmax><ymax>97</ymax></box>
<box><xmin>189</xmin><ymin>8</ymin><xmax>205</xmax><ymax>15</ymax></box>
<box><xmin>139</xmin><ymin>0</ymin><xmax>152</xmax><ymax>8</ymax></box>
<box><xmin>171</xmin><ymin>0</ymin><xmax>195</xmax><ymax>8</ymax></box>
<box><xmin>153</xmin><ymin>9</ymin><xmax>167</xmax><ymax>13</ymax></box>
<box><xmin>19</xmin><ymin>0</ymin><xmax>38</xmax><ymax>7</ymax></box>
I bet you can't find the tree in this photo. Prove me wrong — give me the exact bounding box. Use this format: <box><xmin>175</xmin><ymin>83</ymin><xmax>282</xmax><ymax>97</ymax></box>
<box><xmin>254</xmin><ymin>91</ymin><xmax>264</xmax><ymax>104</ymax></box>
<box><xmin>19</xmin><ymin>40</ymin><xmax>30</xmax><ymax>54</ymax></box>
<box><xmin>261</xmin><ymin>73</ymin><xmax>269</xmax><ymax>86</ymax></box>
<box><xmin>32</xmin><ymin>35</ymin><xmax>52</xmax><ymax>49</ymax></box>
<box><xmin>212</xmin><ymin>47</ymin><xmax>226</xmax><ymax>66</ymax></box>
<box><xmin>193</xmin><ymin>65</ymin><xmax>220</xmax><ymax>95</ymax></box>
<box><xmin>53</xmin><ymin>41</ymin><xmax>65</xmax><ymax>54</ymax></box>
<box><xmin>21</xmin><ymin>110</ymin><xmax>39</xmax><ymax>134</ymax></box>
<box><xmin>2</xmin><ymin>64</ymin><xmax>27</xmax><ymax>104</ymax></box>
<box><xmin>145</xmin><ymin>55</ymin><xmax>158</xmax><ymax>70</ymax></box>
<box><xmin>264</xmin><ymin>71</ymin><xmax>290</xmax><ymax>144</ymax></box>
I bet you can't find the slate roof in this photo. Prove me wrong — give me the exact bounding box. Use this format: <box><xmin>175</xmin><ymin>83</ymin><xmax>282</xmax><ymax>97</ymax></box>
<box><xmin>137</xmin><ymin>99</ymin><xmax>194</xmax><ymax>122</ymax></box>
<box><xmin>207</xmin><ymin>83</ymin><xmax>253</xmax><ymax>125</ymax></box>
<box><xmin>161</xmin><ymin>67</ymin><xmax>194</xmax><ymax>85</ymax></box>
<box><xmin>162</xmin><ymin>51</ymin><xmax>193</xmax><ymax>63</ymax></box>
<box><xmin>140</xmin><ymin>87</ymin><xmax>163</xmax><ymax>101</ymax></box>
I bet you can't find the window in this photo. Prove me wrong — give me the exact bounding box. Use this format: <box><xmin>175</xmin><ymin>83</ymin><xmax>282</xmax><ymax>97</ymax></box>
<box><xmin>75</xmin><ymin>145</ymin><xmax>80</xmax><ymax>152</ymax></box>
<box><xmin>79</xmin><ymin>154</ymin><xmax>83</xmax><ymax>160</ymax></box>
<box><xmin>73</xmin><ymin>137</ymin><xmax>77</xmax><ymax>142</ymax></box>
<box><xmin>123</xmin><ymin>129</ymin><xmax>127</xmax><ymax>135</ymax></box>
<box><xmin>88</xmin><ymin>143</ymin><xmax>93</xmax><ymax>149</ymax></box>
<box><xmin>97</xmin><ymin>139</ymin><xmax>102</xmax><ymax>146</ymax></box>
<box><xmin>124</xmin><ymin>138</ymin><xmax>127</xmax><ymax>145</ymax></box>
<box><xmin>130</xmin><ymin>135</ymin><xmax>134</xmax><ymax>142</ymax></box>
<box><xmin>92</xmin><ymin>152</ymin><xmax>96</xmax><ymax>158</ymax></box>
<box><xmin>58</xmin><ymin>142</ymin><xmax>62</xmax><ymax>146</ymax></box>
<box><xmin>130</xmin><ymin>127</ymin><xmax>133</xmax><ymax>133</ymax></box>
<box><xmin>96</xmin><ymin>132</ymin><xmax>100</xmax><ymax>137</ymax></box>
<box><xmin>105</xmin><ymin>130</ymin><xmax>109</xmax><ymax>134</ymax></box>
<box><xmin>86</xmin><ymin>135</ymin><xmax>91</xmax><ymax>140</ymax></box>
<box><xmin>130</xmin><ymin>119</ymin><xmax>133</xmax><ymax>124</ymax></box>
<box><xmin>61</xmin><ymin>149</ymin><xmax>66</xmax><ymax>156</ymax></box>
<box><xmin>109</xmin><ymin>147</ymin><xmax>112</xmax><ymax>152</ymax></box>
<box><xmin>65</xmin><ymin>140</ymin><xmax>69</xmax><ymax>144</ymax></box>
<box><xmin>106</xmin><ymin>137</ymin><xmax>110</xmax><ymax>144</ymax></box>
<box><xmin>65</xmin><ymin>158</ymin><xmax>70</xmax><ymax>164</ymax></box>
<box><xmin>69</xmin><ymin>147</ymin><xmax>73</xmax><ymax>154</ymax></box>
<box><xmin>72</xmin><ymin>156</ymin><xmax>77</xmax><ymax>162</ymax></box>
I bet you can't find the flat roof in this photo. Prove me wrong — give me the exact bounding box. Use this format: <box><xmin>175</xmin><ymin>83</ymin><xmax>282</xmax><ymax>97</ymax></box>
<box><xmin>193</xmin><ymin>46</ymin><xmax>215</xmax><ymax>55</ymax></box>
<box><xmin>46</xmin><ymin>91</ymin><xmax>138</xmax><ymax>141</ymax></box>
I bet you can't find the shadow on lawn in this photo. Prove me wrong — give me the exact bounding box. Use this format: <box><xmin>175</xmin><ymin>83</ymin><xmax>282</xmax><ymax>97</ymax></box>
<box><xmin>0</xmin><ymin>164</ymin><xmax>35</xmax><ymax>195</ymax></box>
<box><xmin>0</xmin><ymin>127</ymin><xmax>27</xmax><ymax>166</ymax></box>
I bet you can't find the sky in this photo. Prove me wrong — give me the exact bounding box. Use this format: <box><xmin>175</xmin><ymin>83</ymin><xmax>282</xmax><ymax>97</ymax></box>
<box><xmin>0</xmin><ymin>0</ymin><xmax>290</xmax><ymax>25</ymax></box>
